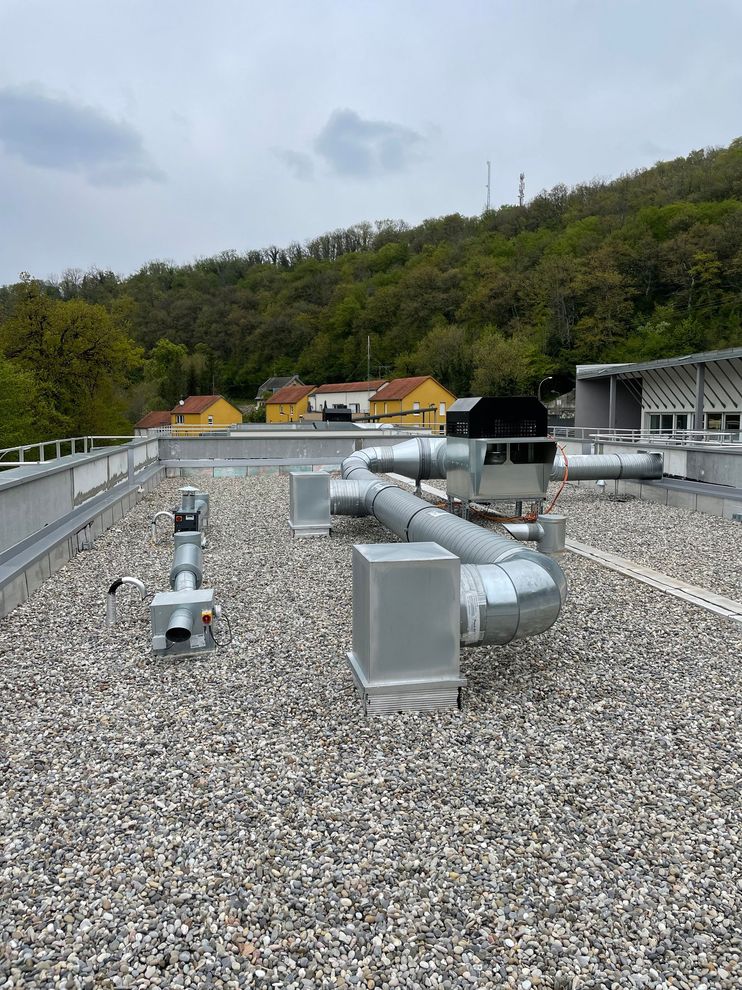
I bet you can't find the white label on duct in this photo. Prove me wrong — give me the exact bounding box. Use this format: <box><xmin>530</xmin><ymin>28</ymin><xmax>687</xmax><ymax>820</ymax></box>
<box><xmin>461</xmin><ymin>590</ymin><xmax>481</xmax><ymax>644</ymax></box>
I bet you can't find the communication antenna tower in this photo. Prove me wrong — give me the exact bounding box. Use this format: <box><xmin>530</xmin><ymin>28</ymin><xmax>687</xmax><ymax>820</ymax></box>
<box><xmin>485</xmin><ymin>161</ymin><xmax>491</xmax><ymax>212</ymax></box>
<box><xmin>519</xmin><ymin>172</ymin><xmax>526</xmax><ymax>207</ymax></box>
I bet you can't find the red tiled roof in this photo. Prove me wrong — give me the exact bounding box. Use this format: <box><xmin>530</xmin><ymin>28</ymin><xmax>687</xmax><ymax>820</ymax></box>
<box><xmin>313</xmin><ymin>379</ymin><xmax>386</xmax><ymax>394</ymax></box>
<box><xmin>371</xmin><ymin>376</ymin><xmax>433</xmax><ymax>402</ymax></box>
<box><xmin>266</xmin><ymin>385</ymin><xmax>316</xmax><ymax>404</ymax></box>
<box><xmin>135</xmin><ymin>410</ymin><xmax>171</xmax><ymax>428</ymax></box>
<box><xmin>170</xmin><ymin>395</ymin><xmax>230</xmax><ymax>415</ymax></box>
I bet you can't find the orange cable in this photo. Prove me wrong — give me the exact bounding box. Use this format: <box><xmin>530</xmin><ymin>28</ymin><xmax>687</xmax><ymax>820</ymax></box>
<box><xmin>543</xmin><ymin>442</ymin><xmax>568</xmax><ymax>514</ymax></box>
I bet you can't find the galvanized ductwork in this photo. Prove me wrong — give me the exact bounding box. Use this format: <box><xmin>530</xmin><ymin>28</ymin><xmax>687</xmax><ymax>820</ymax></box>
<box><xmin>345</xmin><ymin>439</ymin><xmax>663</xmax><ymax>485</ymax></box>
<box><xmin>335</xmin><ymin>461</ymin><xmax>566</xmax><ymax>646</ymax></box>
<box><xmin>343</xmin><ymin>437</ymin><xmax>448</xmax><ymax>481</ymax></box>
<box><xmin>551</xmin><ymin>451</ymin><xmax>663</xmax><ymax>481</ymax></box>
<box><xmin>330</xmin><ymin>433</ymin><xmax>663</xmax><ymax>648</ymax></box>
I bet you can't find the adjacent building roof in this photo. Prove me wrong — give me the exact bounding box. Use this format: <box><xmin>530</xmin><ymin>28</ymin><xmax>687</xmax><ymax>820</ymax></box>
<box><xmin>373</xmin><ymin>376</ymin><xmax>450</xmax><ymax>402</ymax></box>
<box><xmin>266</xmin><ymin>384</ymin><xmax>316</xmax><ymax>405</ymax></box>
<box><xmin>134</xmin><ymin>410</ymin><xmax>171</xmax><ymax>428</ymax></box>
<box><xmin>312</xmin><ymin>379</ymin><xmax>386</xmax><ymax>394</ymax></box>
<box><xmin>170</xmin><ymin>395</ymin><xmax>237</xmax><ymax>415</ymax></box>
<box><xmin>255</xmin><ymin>375</ymin><xmax>303</xmax><ymax>398</ymax></box>
<box><xmin>577</xmin><ymin>347</ymin><xmax>742</xmax><ymax>380</ymax></box>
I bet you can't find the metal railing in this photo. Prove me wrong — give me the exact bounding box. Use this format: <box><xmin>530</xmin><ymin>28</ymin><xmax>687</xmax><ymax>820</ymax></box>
<box><xmin>0</xmin><ymin>435</ymin><xmax>135</xmax><ymax>469</ymax></box>
<box><xmin>550</xmin><ymin>426</ymin><xmax>742</xmax><ymax>447</ymax></box>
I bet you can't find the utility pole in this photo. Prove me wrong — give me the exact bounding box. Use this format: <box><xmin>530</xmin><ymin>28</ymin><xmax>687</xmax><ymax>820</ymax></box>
<box><xmin>367</xmin><ymin>335</ymin><xmax>371</xmax><ymax>389</ymax></box>
<box><xmin>485</xmin><ymin>161</ymin><xmax>491</xmax><ymax>212</ymax></box>
<box><xmin>518</xmin><ymin>172</ymin><xmax>525</xmax><ymax>207</ymax></box>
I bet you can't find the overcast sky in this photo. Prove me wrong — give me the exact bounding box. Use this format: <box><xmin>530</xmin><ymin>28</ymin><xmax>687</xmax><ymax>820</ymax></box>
<box><xmin>1</xmin><ymin>0</ymin><xmax>741</xmax><ymax>286</ymax></box>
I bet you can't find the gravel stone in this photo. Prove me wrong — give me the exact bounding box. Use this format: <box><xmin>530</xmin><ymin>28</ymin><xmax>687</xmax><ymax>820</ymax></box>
<box><xmin>0</xmin><ymin>473</ymin><xmax>740</xmax><ymax>989</ymax></box>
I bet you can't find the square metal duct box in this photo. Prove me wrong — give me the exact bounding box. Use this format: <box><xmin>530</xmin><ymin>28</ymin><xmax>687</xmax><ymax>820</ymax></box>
<box><xmin>289</xmin><ymin>471</ymin><xmax>331</xmax><ymax>537</ymax></box>
<box><xmin>150</xmin><ymin>588</ymin><xmax>216</xmax><ymax>657</ymax></box>
<box><xmin>347</xmin><ymin>542</ymin><xmax>465</xmax><ymax>714</ymax></box>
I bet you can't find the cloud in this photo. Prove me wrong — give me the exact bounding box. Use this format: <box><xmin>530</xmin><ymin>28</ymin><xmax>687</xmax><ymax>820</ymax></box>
<box><xmin>314</xmin><ymin>108</ymin><xmax>426</xmax><ymax>177</ymax></box>
<box><xmin>273</xmin><ymin>147</ymin><xmax>315</xmax><ymax>181</ymax></box>
<box><xmin>0</xmin><ymin>86</ymin><xmax>163</xmax><ymax>186</ymax></box>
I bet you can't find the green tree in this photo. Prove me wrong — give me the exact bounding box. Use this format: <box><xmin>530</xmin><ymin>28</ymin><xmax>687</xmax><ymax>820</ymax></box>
<box><xmin>0</xmin><ymin>279</ymin><xmax>141</xmax><ymax>436</ymax></box>
<box><xmin>471</xmin><ymin>329</ymin><xmax>550</xmax><ymax>395</ymax></box>
<box><xmin>402</xmin><ymin>322</ymin><xmax>474</xmax><ymax>395</ymax></box>
<box><xmin>145</xmin><ymin>337</ymin><xmax>189</xmax><ymax>408</ymax></box>
<box><xmin>0</xmin><ymin>356</ymin><xmax>41</xmax><ymax>447</ymax></box>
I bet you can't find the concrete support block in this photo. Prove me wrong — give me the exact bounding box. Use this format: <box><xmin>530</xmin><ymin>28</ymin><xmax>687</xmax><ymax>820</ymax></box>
<box><xmin>665</xmin><ymin>489</ymin><xmax>698</xmax><ymax>511</ymax></box>
<box><xmin>49</xmin><ymin>539</ymin><xmax>73</xmax><ymax>574</ymax></box>
<box><xmin>25</xmin><ymin>556</ymin><xmax>51</xmax><ymax>596</ymax></box>
<box><xmin>722</xmin><ymin>500</ymin><xmax>742</xmax><ymax>521</ymax></box>
<box><xmin>1</xmin><ymin>574</ymin><xmax>28</xmax><ymax>615</ymax></box>
<box><xmin>696</xmin><ymin>494</ymin><xmax>725</xmax><ymax>516</ymax></box>
<box><xmin>346</xmin><ymin>542</ymin><xmax>465</xmax><ymax>714</ymax></box>
<box><xmin>640</xmin><ymin>484</ymin><xmax>668</xmax><ymax>504</ymax></box>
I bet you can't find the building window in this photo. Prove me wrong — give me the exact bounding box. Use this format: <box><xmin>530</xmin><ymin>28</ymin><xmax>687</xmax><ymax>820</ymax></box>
<box><xmin>648</xmin><ymin>414</ymin><xmax>673</xmax><ymax>433</ymax></box>
<box><xmin>706</xmin><ymin>413</ymin><xmax>722</xmax><ymax>431</ymax></box>
<box><xmin>290</xmin><ymin>405</ymin><xmax>294</xmax><ymax>415</ymax></box>
<box><xmin>439</xmin><ymin>402</ymin><xmax>446</xmax><ymax>417</ymax></box>
<box><xmin>207</xmin><ymin>415</ymin><xmax>214</xmax><ymax>426</ymax></box>
<box><xmin>384</xmin><ymin>403</ymin><xmax>388</xmax><ymax>414</ymax></box>
<box><xmin>413</xmin><ymin>401</ymin><xmax>420</xmax><ymax>411</ymax></box>
<box><xmin>675</xmin><ymin>413</ymin><xmax>688</xmax><ymax>431</ymax></box>
<box><xmin>724</xmin><ymin>413</ymin><xmax>740</xmax><ymax>431</ymax></box>
<box><xmin>176</xmin><ymin>414</ymin><xmax>184</xmax><ymax>424</ymax></box>
<box><xmin>279</xmin><ymin>405</ymin><xmax>284</xmax><ymax>415</ymax></box>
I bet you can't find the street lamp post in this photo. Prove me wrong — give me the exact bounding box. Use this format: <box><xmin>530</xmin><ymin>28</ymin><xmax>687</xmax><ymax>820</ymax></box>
<box><xmin>538</xmin><ymin>376</ymin><xmax>553</xmax><ymax>403</ymax></box>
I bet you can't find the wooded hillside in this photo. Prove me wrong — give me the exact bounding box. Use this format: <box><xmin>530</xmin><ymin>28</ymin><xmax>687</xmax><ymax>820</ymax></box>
<box><xmin>2</xmin><ymin>139</ymin><xmax>742</xmax><ymax>442</ymax></box>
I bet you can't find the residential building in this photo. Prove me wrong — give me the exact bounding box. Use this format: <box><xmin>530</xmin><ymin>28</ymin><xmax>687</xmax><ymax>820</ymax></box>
<box><xmin>265</xmin><ymin>384</ymin><xmax>316</xmax><ymax>423</ymax></box>
<box><xmin>255</xmin><ymin>375</ymin><xmax>304</xmax><ymax>403</ymax></box>
<box><xmin>170</xmin><ymin>395</ymin><xmax>243</xmax><ymax>435</ymax></box>
<box><xmin>369</xmin><ymin>376</ymin><xmax>456</xmax><ymax>431</ymax></box>
<box><xmin>134</xmin><ymin>410</ymin><xmax>171</xmax><ymax>435</ymax></box>
<box><xmin>311</xmin><ymin>380</ymin><xmax>386</xmax><ymax>416</ymax></box>
<box><xmin>575</xmin><ymin>347</ymin><xmax>742</xmax><ymax>433</ymax></box>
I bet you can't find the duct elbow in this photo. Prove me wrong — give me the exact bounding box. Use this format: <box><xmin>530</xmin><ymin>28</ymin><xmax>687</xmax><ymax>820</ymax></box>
<box><xmin>460</xmin><ymin>555</ymin><xmax>566</xmax><ymax>647</ymax></box>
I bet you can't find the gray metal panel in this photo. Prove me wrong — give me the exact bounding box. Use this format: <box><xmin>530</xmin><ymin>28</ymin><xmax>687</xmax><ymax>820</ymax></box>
<box><xmin>347</xmin><ymin>543</ymin><xmax>464</xmax><ymax>713</ymax></box>
<box><xmin>577</xmin><ymin>346</ymin><xmax>742</xmax><ymax>379</ymax></box>
<box><xmin>289</xmin><ymin>471</ymin><xmax>331</xmax><ymax>536</ymax></box>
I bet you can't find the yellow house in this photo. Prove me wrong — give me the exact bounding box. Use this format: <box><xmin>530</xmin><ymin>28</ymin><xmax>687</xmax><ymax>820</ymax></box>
<box><xmin>265</xmin><ymin>384</ymin><xmax>316</xmax><ymax>423</ymax></box>
<box><xmin>170</xmin><ymin>394</ymin><xmax>243</xmax><ymax>435</ymax></box>
<box><xmin>369</xmin><ymin>376</ymin><xmax>456</xmax><ymax>432</ymax></box>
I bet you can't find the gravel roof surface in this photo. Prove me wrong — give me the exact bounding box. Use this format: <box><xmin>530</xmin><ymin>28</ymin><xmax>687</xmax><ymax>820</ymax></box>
<box><xmin>551</xmin><ymin>484</ymin><xmax>742</xmax><ymax>601</ymax></box>
<box><xmin>1</xmin><ymin>474</ymin><xmax>741</xmax><ymax>990</ymax></box>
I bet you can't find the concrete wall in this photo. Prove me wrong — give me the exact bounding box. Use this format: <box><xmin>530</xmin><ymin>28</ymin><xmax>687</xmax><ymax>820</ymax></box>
<box><xmin>0</xmin><ymin>439</ymin><xmax>161</xmax><ymax>618</ymax></box>
<box><xmin>157</xmin><ymin>431</ymin><xmax>411</xmax><ymax>466</ymax></box>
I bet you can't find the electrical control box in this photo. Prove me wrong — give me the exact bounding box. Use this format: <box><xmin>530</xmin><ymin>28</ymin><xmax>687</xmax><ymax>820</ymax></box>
<box><xmin>174</xmin><ymin>510</ymin><xmax>200</xmax><ymax>533</ymax></box>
